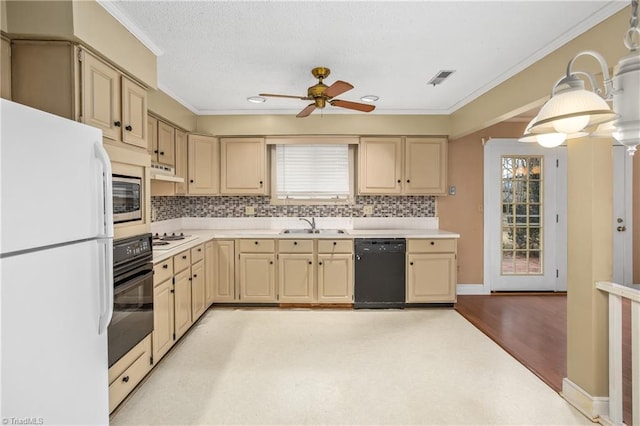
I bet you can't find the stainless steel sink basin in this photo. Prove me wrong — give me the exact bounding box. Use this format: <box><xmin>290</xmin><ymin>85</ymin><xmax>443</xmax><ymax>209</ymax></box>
<box><xmin>280</xmin><ymin>229</ymin><xmax>346</xmax><ymax>234</ymax></box>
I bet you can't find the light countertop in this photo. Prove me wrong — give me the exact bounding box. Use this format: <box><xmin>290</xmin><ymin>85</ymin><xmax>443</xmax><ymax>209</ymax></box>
<box><xmin>152</xmin><ymin>228</ymin><xmax>459</xmax><ymax>263</ymax></box>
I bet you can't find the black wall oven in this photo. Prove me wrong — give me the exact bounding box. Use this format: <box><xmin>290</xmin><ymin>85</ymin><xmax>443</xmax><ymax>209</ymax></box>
<box><xmin>108</xmin><ymin>233</ymin><xmax>153</xmax><ymax>367</ymax></box>
<box><xmin>112</xmin><ymin>174</ymin><xmax>142</xmax><ymax>224</ymax></box>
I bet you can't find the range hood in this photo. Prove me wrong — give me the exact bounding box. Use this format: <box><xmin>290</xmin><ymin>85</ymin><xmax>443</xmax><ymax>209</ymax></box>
<box><xmin>150</xmin><ymin>163</ymin><xmax>184</xmax><ymax>183</ymax></box>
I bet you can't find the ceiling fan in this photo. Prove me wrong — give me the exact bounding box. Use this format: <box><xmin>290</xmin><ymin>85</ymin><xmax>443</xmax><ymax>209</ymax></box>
<box><xmin>259</xmin><ymin>67</ymin><xmax>376</xmax><ymax>118</ymax></box>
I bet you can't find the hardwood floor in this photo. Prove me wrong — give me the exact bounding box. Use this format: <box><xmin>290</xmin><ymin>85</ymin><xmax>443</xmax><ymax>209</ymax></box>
<box><xmin>455</xmin><ymin>294</ymin><xmax>632</xmax><ymax>425</ymax></box>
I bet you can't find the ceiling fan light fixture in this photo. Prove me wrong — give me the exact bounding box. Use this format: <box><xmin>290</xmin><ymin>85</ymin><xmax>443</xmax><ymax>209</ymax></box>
<box><xmin>247</xmin><ymin>96</ymin><xmax>266</xmax><ymax>104</ymax></box>
<box><xmin>360</xmin><ymin>95</ymin><xmax>379</xmax><ymax>102</ymax></box>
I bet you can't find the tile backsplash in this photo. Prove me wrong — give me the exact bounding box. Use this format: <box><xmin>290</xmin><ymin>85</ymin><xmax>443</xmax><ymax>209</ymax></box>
<box><xmin>151</xmin><ymin>195</ymin><xmax>436</xmax><ymax>222</ymax></box>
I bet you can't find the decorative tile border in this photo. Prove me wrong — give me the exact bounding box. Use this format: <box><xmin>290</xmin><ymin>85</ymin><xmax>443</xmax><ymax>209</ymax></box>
<box><xmin>151</xmin><ymin>195</ymin><xmax>436</xmax><ymax>222</ymax></box>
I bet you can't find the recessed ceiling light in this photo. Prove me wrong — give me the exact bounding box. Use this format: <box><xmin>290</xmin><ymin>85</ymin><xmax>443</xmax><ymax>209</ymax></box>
<box><xmin>247</xmin><ymin>96</ymin><xmax>266</xmax><ymax>103</ymax></box>
<box><xmin>360</xmin><ymin>95</ymin><xmax>379</xmax><ymax>102</ymax></box>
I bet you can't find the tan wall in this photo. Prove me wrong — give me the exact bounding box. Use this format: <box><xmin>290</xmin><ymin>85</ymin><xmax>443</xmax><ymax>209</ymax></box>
<box><xmin>196</xmin><ymin>114</ymin><xmax>450</xmax><ymax>136</ymax></box>
<box><xmin>449</xmin><ymin>6</ymin><xmax>631</xmax><ymax>139</ymax></box>
<box><xmin>1</xmin><ymin>1</ymin><xmax>8</xmax><ymax>33</ymax></box>
<box><xmin>438</xmin><ymin>121</ymin><xmax>526</xmax><ymax>285</ymax></box>
<box><xmin>147</xmin><ymin>89</ymin><xmax>197</xmax><ymax>132</ymax></box>
<box><xmin>635</xmin><ymin>153</ymin><xmax>640</xmax><ymax>283</ymax></box>
<box><xmin>4</xmin><ymin>0</ymin><xmax>156</xmax><ymax>88</ymax></box>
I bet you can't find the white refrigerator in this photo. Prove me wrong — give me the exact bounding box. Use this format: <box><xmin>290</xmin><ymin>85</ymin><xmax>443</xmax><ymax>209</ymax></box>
<box><xmin>0</xmin><ymin>99</ymin><xmax>113</xmax><ymax>425</ymax></box>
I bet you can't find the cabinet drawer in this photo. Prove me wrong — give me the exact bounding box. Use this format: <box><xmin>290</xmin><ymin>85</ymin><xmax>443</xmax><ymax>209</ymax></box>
<box><xmin>238</xmin><ymin>239</ymin><xmax>275</xmax><ymax>253</ymax></box>
<box><xmin>191</xmin><ymin>243</ymin><xmax>204</xmax><ymax>263</ymax></box>
<box><xmin>317</xmin><ymin>239</ymin><xmax>353</xmax><ymax>253</ymax></box>
<box><xmin>153</xmin><ymin>258</ymin><xmax>173</xmax><ymax>285</ymax></box>
<box><xmin>278</xmin><ymin>239</ymin><xmax>313</xmax><ymax>253</ymax></box>
<box><xmin>407</xmin><ymin>239</ymin><xmax>457</xmax><ymax>253</ymax></box>
<box><xmin>108</xmin><ymin>335</ymin><xmax>151</xmax><ymax>413</ymax></box>
<box><xmin>173</xmin><ymin>250</ymin><xmax>191</xmax><ymax>272</ymax></box>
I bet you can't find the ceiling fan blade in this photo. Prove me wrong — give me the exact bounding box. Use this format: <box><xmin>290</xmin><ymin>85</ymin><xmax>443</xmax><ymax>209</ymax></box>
<box><xmin>330</xmin><ymin>99</ymin><xmax>375</xmax><ymax>113</ymax></box>
<box><xmin>323</xmin><ymin>80</ymin><xmax>354</xmax><ymax>98</ymax></box>
<box><xmin>296</xmin><ymin>103</ymin><xmax>316</xmax><ymax>118</ymax></box>
<box><xmin>259</xmin><ymin>93</ymin><xmax>309</xmax><ymax>100</ymax></box>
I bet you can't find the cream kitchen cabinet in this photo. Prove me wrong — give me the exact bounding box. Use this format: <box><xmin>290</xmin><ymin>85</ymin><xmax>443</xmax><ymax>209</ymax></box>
<box><xmin>190</xmin><ymin>244</ymin><xmax>207</xmax><ymax>321</ymax></box>
<box><xmin>108</xmin><ymin>335</ymin><xmax>152</xmax><ymax>413</ymax></box>
<box><xmin>147</xmin><ymin>115</ymin><xmax>176</xmax><ymax>166</ymax></box>
<box><xmin>278</xmin><ymin>240</ymin><xmax>315</xmax><ymax>303</ymax></box>
<box><xmin>317</xmin><ymin>240</ymin><xmax>354</xmax><ymax>303</ymax></box>
<box><xmin>152</xmin><ymin>257</ymin><xmax>174</xmax><ymax>364</ymax></box>
<box><xmin>406</xmin><ymin>239</ymin><xmax>457</xmax><ymax>303</ymax></box>
<box><xmin>358</xmin><ymin>137</ymin><xmax>447</xmax><ymax>195</ymax></box>
<box><xmin>188</xmin><ymin>134</ymin><xmax>219</xmax><ymax>195</ymax></box>
<box><xmin>174</xmin><ymin>129</ymin><xmax>188</xmax><ymax>194</ymax></box>
<box><xmin>147</xmin><ymin>115</ymin><xmax>158</xmax><ymax>157</ymax></box>
<box><xmin>209</xmin><ymin>240</ymin><xmax>236</xmax><ymax>303</ymax></box>
<box><xmin>1</xmin><ymin>36</ymin><xmax>11</xmax><ymax>100</ymax></box>
<box><xmin>11</xmin><ymin>40</ymin><xmax>148</xmax><ymax>151</ymax></box>
<box><xmin>237</xmin><ymin>239</ymin><xmax>277</xmax><ymax>303</ymax></box>
<box><xmin>220</xmin><ymin>137</ymin><xmax>267</xmax><ymax>195</ymax></box>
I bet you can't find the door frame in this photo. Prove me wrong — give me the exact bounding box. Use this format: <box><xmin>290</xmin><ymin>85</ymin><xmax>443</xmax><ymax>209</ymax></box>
<box><xmin>483</xmin><ymin>138</ymin><xmax>567</xmax><ymax>293</ymax></box>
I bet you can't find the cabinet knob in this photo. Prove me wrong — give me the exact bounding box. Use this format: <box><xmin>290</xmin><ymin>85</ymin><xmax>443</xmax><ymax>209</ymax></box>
<box><xmin>293</xmin><ymin>241</ymin><xmax>297</xmax><ymax>245</ymax></box>
<box><xmin>162</xmin><ymin>264</ymin><xmax>168</xmax><ymax>269</ymax></box>
<box><xmin>406</xmin><ymin>179</ymin><xmax>411</xmax><ymax>183</ymax></box>
<box><xmin>259</xmin><ymin>181</ymin><xmax>263</xmax><ymax>186</ymax></box>
<box><xmin>410</xmin><ymin>262</ymin><xmax>414</xmax><ymax>266</ymax></box>
<box><xmin>189</xmin><ymin>277</ymin><xmax>192</xmax><ymax>281</ymax></box>
<box><xmin>269</xmin><ymin>261</ymin><xmax>273</xmax><ymax>265</ymax></box>
<box><xmin>122</xmin><ymin>376</ymin><xmax>130</xmax><ymax>383</ymax></box>
<box><xmin>154</xmin><ymin>150</ymin><xmax>159</xmax><ymax>154</ymax></box>
<box><xmin>333</xmin><ymin>242</ymin><xmax>337</xmax><ymax>245</ymax></box>
<box><xmin>254</xmin><ymin>241</ymin><xmax>259</xmax><ymax>245</ymax></box>
<box><xmin>430</xmin><ymin>241</ymin><xmax>435</xmax><ymax>245</ymax></box>
<box><xmin>160</xmin><ymin>151</ymin><xmax>165</xmax><ymax>156</ymax></box>
<box><xmin>125</xmin><ymin>125</ymin><xmax>133</xmax><ymax>131</ymax></box>
<box><xmin>190</xmin><ymin>179</ymin><xmax>194</xmax><ymax>183</ymax></box>
<box><xmin>397</xmin><ymin>179</ymin><xmax>401</xmax><ymax>183</ymax></box>
<box><xmin>182</xmin><ymin>255</ymin><xmax>187</xmax><ymax>259</ymax></box>
<box><xmin>170</xmin><ymin>289</ymin><xmax>175</xmax><ymax>293</ymax></box>
<box><xmin>308</xmin><ymin>261</ymin><xmax>312</xmax><ymax>265</ymax></box>
<box><xmin>198</xmin><ymin>248</ymin><xmax>202</xmax><ymax>252</ymax></box>
<box><xmin>319</xmin><ymin>262</ymin><xmax>323</xmax><ymax>265</ymax></box>
<box><xmin>114</xmin><ymin>121</ymin><xmax>121</xmax><ymax>127</ymax></box>
<box><xmin>193</xmin><ymin>274</ymin><xmax>197</xmax><ymax>278</ymax></box>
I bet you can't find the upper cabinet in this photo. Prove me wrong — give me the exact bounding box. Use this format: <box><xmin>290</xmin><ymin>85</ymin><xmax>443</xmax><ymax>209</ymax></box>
<box><xmin>187</xmin><ymin>134</ymin><xmax>219</xmax><ymax>195</ymax></box>
<box><xmin>174</xmin><ymin>129</ymin><xmax>188</xmax><ymax>195</ymax></box>
<box><xmin>358</xmin><ymin>136</ymin><xmax>447</xmax><ymax>195</ymax></box>
<box><xmin>10</xmin><ymin>40</ymin><xmax>147</xmax><ymax>152</ymax></box>
<box><xmin>151</xmin><ymin>119</ymin><xmax>176</xmax><ymax>166</ymax></box>
<box><xmin>1</xmin><ymin>37</ymin><xmax>12</xmax><ymax>100</ymax></box>
<box><xmin>220</xmin><ymin>138</ymin><xmax>267</xmax><ymax>195</ymax></box>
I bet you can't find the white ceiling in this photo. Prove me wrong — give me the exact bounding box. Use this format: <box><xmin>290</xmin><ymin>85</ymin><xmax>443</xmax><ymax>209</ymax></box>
<box><xmin>99</xmin><ymin>1</ymin><xmax>627</xmax><ymax>117</ymax></box>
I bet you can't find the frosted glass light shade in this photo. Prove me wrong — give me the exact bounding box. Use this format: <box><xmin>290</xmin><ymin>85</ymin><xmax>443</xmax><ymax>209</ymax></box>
<box><xmin>529</xmin><ymin>87</ymin><xmax>617</xmax><ymax>134</ymax></box>
<box><xmin>537</xmin><ymin>133</ymin><xmax>567</xmax><ymax>148</ymax></box>
<box><xmin>519</xmin><ymin>115</ymin><xmax>586</xmax><ymax>145</ymax></box>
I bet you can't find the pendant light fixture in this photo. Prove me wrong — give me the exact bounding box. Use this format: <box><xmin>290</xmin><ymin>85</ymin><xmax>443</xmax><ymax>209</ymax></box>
<box><xmin>521</xmin><ymin>0</ymin><xmax>640</xmax><ymax>156</ymax></box>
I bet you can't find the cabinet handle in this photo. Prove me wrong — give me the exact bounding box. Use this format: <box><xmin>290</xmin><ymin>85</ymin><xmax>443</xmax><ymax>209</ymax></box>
<box><xmin>410</xmin><ymin>262</ymin><xmax>414</xmax><ymax>266</ymax></box>
<box><xmin>125</xmin><ymin>125</ymin><xmax>133</xmax><ymax>131</ymax></box>
<box><xmin>162</xmin><ymin>264</ymin><xmax>168</xmax><ymax>269</ymax></box>
<box><xmin>122</xmin><ymin>376</ymin><xmax>129</xmax><ymax>383</ymax></box>
<box><xmin>114</xmin><ymin>121</ymin><xmax>121</xmax><ymax>127</ymax></box>
<box><xmin>430</xmin><ymin>241</ymin><xmax>435</xmax><ymax>245</ymax></box>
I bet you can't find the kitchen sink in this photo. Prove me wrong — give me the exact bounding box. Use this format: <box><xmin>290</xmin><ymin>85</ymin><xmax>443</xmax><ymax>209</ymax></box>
<box><xmin>280</xmin><ymin>229</ymin><xmax>346</xmax><ymax>234</ymax></box>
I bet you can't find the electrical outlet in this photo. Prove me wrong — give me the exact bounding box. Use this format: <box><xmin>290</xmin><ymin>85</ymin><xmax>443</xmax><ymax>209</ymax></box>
<box><xmin>245</xmin><ymin>206</ymin><xmax>255</xmax><ymax>215</ymax></box>
<box><xmin>151</xmin><ymin>207</ymin><xmax>157</xmax><ymax>222</ymax></box>
<box><xmin>363</xmin><ymin>205</ymin><xmax>373</xmax><ymax>215</ymax></box>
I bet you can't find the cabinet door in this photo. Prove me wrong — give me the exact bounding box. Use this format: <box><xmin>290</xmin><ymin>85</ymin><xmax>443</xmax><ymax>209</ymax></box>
<box><xmin>358</xmin><ymin>137</ymin><xmax>402</xmax><ymax>194</ymax></box>
<box><xmin>157</xmin><ymin>120</ymin><xmax>176</xmax><ymax>166</ymax></box>
<box><xmin>406</xmin><ymin>253</ymin><xmax>456</xmax><ymax>303</ymax></box>
<box><xmin>220</xmin><ymin>138</ymin><xmax>266</xmax><ymax>194</ymax></box>
<box><xmin>121</xmin><ymin>77</ymin><xmax>147</xmax><ymax>149</ymax></box>
<box><xmin>147</xmin><ymin>115</ymin><xmax>158</xmax><ymax>157</ymax></box>
<box><xmin>188</xmin><ymin>134</ymin><xmax>219</xmax><ymax>195</ymax></box>
<box><xmin>173</xmin><ymin>269</ymin><xmax>193</xmax><ymax>340</ymax></box>
<box><xmin>212</xmin><ymin>240</ymin><xmax>236</xmax><ymax>302</ymax></box>
<box><xmin>238</xmin><ymin>253</ymin><xmax>276</xmax><ymax>302</ymax></box>
<box><xmin>204</xmin><ymin>241</ymin><xmax>215</xmax><ymax>306</ymax></box>
<box><xmin>81</xmin><ymin>51</ymin><xmax>121</xmax><ymax>141</ymax></box>
<box><xmin>191</xmin><ymin>260</ymin><xmax>206</xmax><ymax>321</ymax></box>
<box><xmin>317</xmin><ymin>253</ymin><xmax>353</xmax><ymax>303</ymax></box>
<box><xmin>174</xmin><ymin>129</ymin><xmax>188</xmax><ymax>195</ymax></box>
<box><xmin>152</xmin><ymin>278</ymin><xmax>174</xmax><ymax>363</ymax></box>
<box><xmin>405</xmin><ymin>137</ymin><xmax>447</xmax><ymax>195</ymax></box>
<box><xmin>278</xmin><ymin>253</ymin><xmax>315</xmax><ymax>303</ymax></box>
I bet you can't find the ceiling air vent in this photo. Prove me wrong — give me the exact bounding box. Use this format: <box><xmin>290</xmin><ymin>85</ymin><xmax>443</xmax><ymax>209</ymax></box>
<box><xmin>427</xmin><ymin>70</ymin><xmax>455</xmax><ymax>86</ymax></box>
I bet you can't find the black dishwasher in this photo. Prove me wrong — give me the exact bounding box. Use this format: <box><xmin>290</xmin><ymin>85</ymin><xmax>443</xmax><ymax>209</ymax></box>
<box><xmin>354</xmin><ymin>238</ymin><xmax>406</xmax><ymax>309</ymax></box>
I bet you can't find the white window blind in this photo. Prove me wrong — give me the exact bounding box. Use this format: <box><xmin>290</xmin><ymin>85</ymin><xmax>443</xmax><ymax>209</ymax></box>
<box><xmin>275</xmin><ymin>144</ymin><xmax>350</xmax><ymax>200</ymax></box>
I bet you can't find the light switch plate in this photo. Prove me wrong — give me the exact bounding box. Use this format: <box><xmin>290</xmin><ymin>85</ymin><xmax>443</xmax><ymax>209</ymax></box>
<box><xmin>245</xmin><ymin>206</ymin><xmax>255</xmax><ymax>215</ymax></box>
<box><xmin>449</xmin><ymin>185</ymin><xmax>456</xmax><ymax>195</ymax></box>
<box><xmin>363</xmin><ymin>205</ymin><xmax>373</xmax><ymax>215</ymax></box>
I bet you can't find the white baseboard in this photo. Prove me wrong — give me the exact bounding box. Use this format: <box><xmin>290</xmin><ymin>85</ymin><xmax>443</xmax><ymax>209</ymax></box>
<box><xmin>561</xmin><ymin>378</ymin><xmax>609</xmax><ymax>423</ymax></box>
<box><xmin>457</xmin><ymin>284</ymin><xmax>490</xmax><ymax>295</ymax></box>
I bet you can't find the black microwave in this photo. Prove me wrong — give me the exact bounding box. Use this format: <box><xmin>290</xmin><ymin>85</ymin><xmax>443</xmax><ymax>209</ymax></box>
<box><xmin>112</xmin><ymin>174</ymin><xmax>142</xmax><ymax>224</ymax></box>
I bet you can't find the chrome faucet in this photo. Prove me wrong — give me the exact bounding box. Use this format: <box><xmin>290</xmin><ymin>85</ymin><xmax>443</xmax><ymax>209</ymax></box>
<box><xmin>299</xmin><ymin>217</ymin><xmax>316</xmax><ymax>232</ymax></box>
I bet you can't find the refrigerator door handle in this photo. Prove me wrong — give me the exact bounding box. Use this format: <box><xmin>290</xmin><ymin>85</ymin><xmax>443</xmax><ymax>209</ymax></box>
<box><xmin>97</xmin><ymin>237</ymin><xmax>114</xmax><ymax>335</ymax></box>
<box><xmin>94</xmin><ymin>141</ymin><xmax>113</xmax><ymax>239</ymax></box>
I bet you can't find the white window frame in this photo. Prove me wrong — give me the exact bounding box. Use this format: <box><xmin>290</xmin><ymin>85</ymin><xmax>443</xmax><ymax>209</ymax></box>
<box><xmin>269</xmin><ymin>143</ymin><xmax>356</xmax><ymax>205</ymax></box>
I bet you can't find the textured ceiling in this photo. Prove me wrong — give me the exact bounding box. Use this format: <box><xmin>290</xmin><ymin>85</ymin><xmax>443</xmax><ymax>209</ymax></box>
<box><xmin>100</xmin><ymin>1</ymin><xmax>627</xmax><ymax>116</ymax></box>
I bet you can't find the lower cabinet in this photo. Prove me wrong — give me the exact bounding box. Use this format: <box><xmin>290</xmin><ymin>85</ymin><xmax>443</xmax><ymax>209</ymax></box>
<box><xmin>278</xmin><ymin>240</ymin><xmax>315</xmax><ymax>303</ymax></box>
<box><xmin>108</xmin><ymin>335</ymin><xmax>152</xmax><ymax>413</ymax></box>
<box><xmin>406</xmin><ymin>239</ymin><xmax>457</xmax><ymax>303</ymax></box>
<box><xmin>238</xmin><ymin>239</ymin><xmax>277</xmax><ymax>302</ymax></box>
<box><xmin>317</xmin><ymin>253</ymin><xmax>353</xmax><ymax>303</ymax></box>
<box><xmin>210</xmin><ymin>240</ymin><xmax>236</xmax><ymax>302</ymax></box>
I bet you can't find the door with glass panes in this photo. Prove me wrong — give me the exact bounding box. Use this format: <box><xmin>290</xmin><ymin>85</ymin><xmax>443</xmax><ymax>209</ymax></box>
<box><xmin>484</xmin><ymin>139</ymin><xmax>566</xmax><ymax>291</ymax></box>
